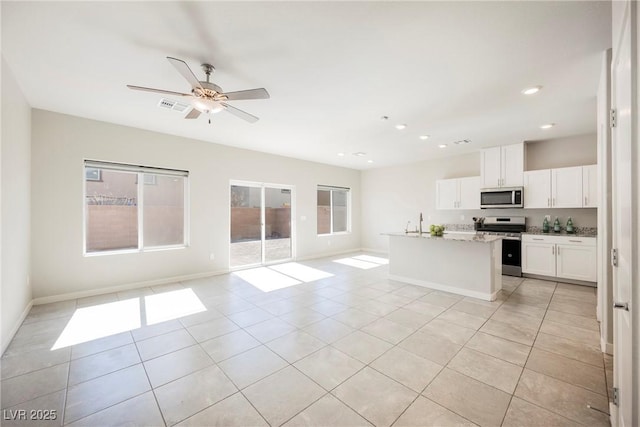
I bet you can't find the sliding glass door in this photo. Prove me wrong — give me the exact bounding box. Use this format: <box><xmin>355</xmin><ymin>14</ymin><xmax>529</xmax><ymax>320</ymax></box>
<box><xmin>230</xmin><ymin>182</ymin><xmax>294</xmax><ymax>268</ymax></box>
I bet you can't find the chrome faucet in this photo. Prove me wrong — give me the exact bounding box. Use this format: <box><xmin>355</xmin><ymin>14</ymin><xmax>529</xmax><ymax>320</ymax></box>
<box><xmin>419</xmin><ymin>212</ymin><xmax>423</xmax><ymax>234</ymax></box>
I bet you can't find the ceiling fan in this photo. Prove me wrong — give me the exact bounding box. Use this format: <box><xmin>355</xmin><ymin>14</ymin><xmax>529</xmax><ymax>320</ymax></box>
<box><xmin>127</xmin><ymin>57</ymin><xmax>269</xmax><ymax>124</ymax></box>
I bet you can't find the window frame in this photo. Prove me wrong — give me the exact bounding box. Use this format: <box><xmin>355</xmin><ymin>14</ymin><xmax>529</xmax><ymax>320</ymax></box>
<box><xmin>83</xmin><ymin>160</ymin><xmax>190</xmax><ymax>256</ymax></box>
<box><xmin>317</xmin><ymin>185</ymin><xmax>351</xmax><ymax>236</ymax></box>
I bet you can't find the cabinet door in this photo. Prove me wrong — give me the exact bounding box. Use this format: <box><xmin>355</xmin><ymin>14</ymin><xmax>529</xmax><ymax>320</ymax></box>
<box><xmin>501</xmin><ymin>143</ymin><xmax>524</xmax><ymax>187</ymax></box>
<box><xmin>582</xmin><ymin>165</ymin><xmax>598</xmax><ymax>207</ymax></box>
<box><xmin>458</xmin><ymin>176</ymin><xmax>481</xmax><ymax>209</ymax></box>
<box><xmin>552</xmin><ymin>166</ymin><xmax>583</xmax><ymax>208</ymax></box>
<box><xmin>436</xmin><ymin>179</ymin><xmax>459</xmax><ymax>210</ymax></box>
<box><xmin>522</xmin><ymin>242</ymin><xmax>556</xmax><ymax>276</ymax></box>
<box><xmin>556</xmin><ymin>244</ymin><xmax>597</xmax><ymax>282</ymax></box>
<box><xmin>524</xmin><ymin>170</ymin><xmax>551</xmax><ymax>208</ymax></box>
<box><xmin>481</xmin><ymin>147</ymin><xmax>502</xmax><ymax>188</ymax></box>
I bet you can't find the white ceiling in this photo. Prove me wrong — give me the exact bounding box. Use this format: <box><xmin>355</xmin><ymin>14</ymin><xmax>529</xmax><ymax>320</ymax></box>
<box><xmin>2</xmin><ymin>1</ymin><xmax>611</xmax><ymax>170</ymax></box>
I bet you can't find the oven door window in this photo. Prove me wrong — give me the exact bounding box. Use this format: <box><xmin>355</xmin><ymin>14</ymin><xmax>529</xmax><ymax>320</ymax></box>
<box><xmin>502</xmin><ymin>239</ymin><xmax>521</xmax><ymax>267</ymax></box>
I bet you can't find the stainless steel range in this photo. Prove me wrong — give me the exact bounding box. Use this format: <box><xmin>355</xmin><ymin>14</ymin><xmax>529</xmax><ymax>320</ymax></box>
<box><xmin>476</xmin><ymin>216</ymin><xmax>526</xmax><ymax>277</ymax></box>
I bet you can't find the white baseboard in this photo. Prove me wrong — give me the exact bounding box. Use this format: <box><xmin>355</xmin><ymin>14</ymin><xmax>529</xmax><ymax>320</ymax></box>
<box><xmin>32</xmin><ymin>269</ymin><xmax>229</xmax><ymax>305</ymax></box>
<box><xmin>389</xmin><ymin>274</ymin><xmax>498</xmax><ymax>301</ymax></box>
<box><xmin>296</xmin><ymin>248</ymin><xmax>364</xmax><ymax>262</ymax></box>
<box><xmin>1</xmin><ymin>300</ymin><xmax>33</xmax><ymax>356</ymax></box>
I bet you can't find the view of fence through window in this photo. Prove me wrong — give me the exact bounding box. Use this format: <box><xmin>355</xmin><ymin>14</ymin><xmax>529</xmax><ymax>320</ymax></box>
<box><xmin>317</xmin><ymin>186</ymin><xmax>349</xmax><ymax>234</ymax></box>
<box><xmin>85</xmin><ymin>163</ymin><xmax>187</xmax><ymax>253</ymax></box>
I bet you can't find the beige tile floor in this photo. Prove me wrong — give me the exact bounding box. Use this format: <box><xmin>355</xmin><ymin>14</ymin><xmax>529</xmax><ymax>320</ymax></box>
<box><xmin>0</xmin><ymin>252</ymin><xmax>612</xmax><ymax>426</ymax></box>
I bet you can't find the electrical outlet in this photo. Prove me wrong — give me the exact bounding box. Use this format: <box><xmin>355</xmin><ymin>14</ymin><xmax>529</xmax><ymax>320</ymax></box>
<box><xmin>327</xmin><ymin>240</ymin><xmax>331</xmax><ymax>246</ymax></box>
<box><xmin>460</xmin><ymin>214</ymin><xmax>465</xmax><ymax>221</ymax></box>
<box><xmin>545</xmin><ymin>215</ymin><xmax>551</xmax><ymax>221</ymax></box>
<box><xmin>300</xmin><ymin>215</ymin><xmax>307</xmax><ymax>221</ymax></box>
<box><xmin>209</xmin><ymin>253</ymin><xmax>215</xmax><ymax>261</ymax></box>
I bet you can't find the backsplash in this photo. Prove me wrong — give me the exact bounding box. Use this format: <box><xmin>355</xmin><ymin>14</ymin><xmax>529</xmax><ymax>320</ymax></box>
<box><xmin>526</xmin><ymin>226</ymin><xmax>597</xmax><ymax>237</ymax></box>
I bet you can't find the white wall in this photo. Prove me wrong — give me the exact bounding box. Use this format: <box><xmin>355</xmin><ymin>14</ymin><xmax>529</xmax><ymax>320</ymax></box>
<box><xmin>1</xmin><ymin>58</ymin><xmax>33</xmax><ymax>353</ymax></box>
<box><xmin>362</xmin><ymin>139</ymin><xmax>598</xmax><ymax>252</ymax></box>
<box><xmin>30</xmin><ymin>110</ymin><xmax>361</xmax><ymax>300</ymax></box>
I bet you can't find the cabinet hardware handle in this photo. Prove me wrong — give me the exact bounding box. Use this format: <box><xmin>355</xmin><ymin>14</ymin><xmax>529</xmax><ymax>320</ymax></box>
<box><xmin>585</xmin><ymin>196</ymin><xmax>587</xmax><ymax>206</ymax></box>
<box><xmin>557</xmin><ymin>247</ymin><xmax>560</xmax><ymax>255</ymax></box>
<box><xmin>613</xmin><ymin>302</ymin><xmax>629</xmax><ymax>311</ymax></box>
<box><xmin>533</xmin><ymin>238</ymin><xmax>544</xmax><ymax>241</ymax></box>
<box><xmin>552</xmin><ymin>198</ymin><xmax>556</xmax><ymax>206</ymax></box>
<box><xmin>552</xmin><ymin>246</ymin><xmax>555</xmax><ymax>255</ymax></box>
<box><xmin>548</xmin><ymin>198</ymin><xmax>550</xmax><ymax>207</ymax></box>
<box><xmin>569</xmin><ymin>240</ymin><xmax>582</xmax><ymax>243</ymax></box>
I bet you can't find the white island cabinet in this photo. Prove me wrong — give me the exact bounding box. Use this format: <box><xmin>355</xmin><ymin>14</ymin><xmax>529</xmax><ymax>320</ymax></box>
<box><xmin>385</xmin><ymin>232</ymin><xmax>503</xmax><ymax>301</ymax></box>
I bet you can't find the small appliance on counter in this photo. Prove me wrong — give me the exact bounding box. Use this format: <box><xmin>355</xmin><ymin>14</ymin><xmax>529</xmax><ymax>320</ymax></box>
<box><xmin>475</xmin><ymin>216</ymin><xmax>526</xmax><ymax>277</ymax></box>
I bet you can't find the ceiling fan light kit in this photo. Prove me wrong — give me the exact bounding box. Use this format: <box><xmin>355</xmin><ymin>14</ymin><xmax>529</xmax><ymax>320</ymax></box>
<box><xmin>127</xmin><ymin>57</ymin><xmax>269</xmax><ymax>124</ymax></box>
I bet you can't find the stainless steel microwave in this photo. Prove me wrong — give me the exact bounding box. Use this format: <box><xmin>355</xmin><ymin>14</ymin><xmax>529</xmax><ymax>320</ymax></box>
<box><xmin>480</xmin><ymin>187</ymin><xmax>524</xmax><ymax>209</ymax></box>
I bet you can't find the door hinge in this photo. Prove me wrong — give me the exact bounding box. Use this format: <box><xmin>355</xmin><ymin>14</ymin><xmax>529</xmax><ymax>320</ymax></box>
<box><xmin>613</xmin><ymin>387</ymin><xmax>619</xmax><ymax>406</ymax></box>
<box><xmin>611</xmin><ymin>248</ymin><xmax>618</xmax><ymax>267</ymax></box>
<box><xmin>610</xmin><ymin>109</ymin><xmax>616</xmax><ymax>128</ymax></box>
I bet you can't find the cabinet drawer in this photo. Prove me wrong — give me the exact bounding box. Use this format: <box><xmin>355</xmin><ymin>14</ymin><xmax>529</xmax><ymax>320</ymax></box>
<box><xmin>522</xmin><ymin>234</ymin><xmax>596</xmax><ymax>246</ymax></box>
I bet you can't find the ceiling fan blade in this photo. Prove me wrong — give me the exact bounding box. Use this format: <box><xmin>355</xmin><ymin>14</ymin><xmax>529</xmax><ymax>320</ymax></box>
<box><xmin>167</xmin><ymin>57</ymin><xmax>204</xmax><ymax>91</ymax></box>
<box><xmin>222</xmin><ymin>88</ymin><xmax>270</xmax><ymax>101</ymax></box>
<box><xmin>184</xmin><ymin>108</ymin><xmax>201</xmax><ymax>119</ymax></box>
<box><xmin>126</xmin><ymin>85</ymin><xmax>192</xmax><ymax>97</ymax></box>
<box><xmin>221</xmin><ymin>103</ymin><xmax>259</xmax><ymax>123</ymax></box>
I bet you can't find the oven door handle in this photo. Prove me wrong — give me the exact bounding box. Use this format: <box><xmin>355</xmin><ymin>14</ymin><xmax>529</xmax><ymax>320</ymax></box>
<box><xmin>501</xmin><ymin>236</ymin><xmax>522</xmax><ymax>241</ymax></box>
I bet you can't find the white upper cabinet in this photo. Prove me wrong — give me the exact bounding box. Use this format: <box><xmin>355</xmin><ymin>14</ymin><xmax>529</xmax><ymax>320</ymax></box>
<box><xmin>481</xmin><ymin>147</ymin><xmax>502</xmax><ymax>188</ymax></box>
<box><xmin>458</xmin><ymin>176</ymin><xmax>481</xmax><ymax>209</ymax></box>
<box><xmin>501</xmin><ymin>143</ymin><xmax>525</xmax><ymax>187</ymax></box>
<box><xmin>552</xmin><ymin>166</ymin><xmax>583</xmax><ymax>208</ymax></box>
<box><xmin>582</xmin><ymin>164</ymin><xmax>598</xmax><ymax>207</ymax></box>
<box><xmin>524</xmin><ymin>169</ymin><xmax>552</xmax><ymax>208</ymax></box>
<box><xmin>481</xmin><ymin>143</ymin><xmax>524</xmax><ymax>188</ymax></box>
<box><xmin>436</xmin><ymin>179</ymin><xmax>458</xmax><ymax>210</ymax></box>
<box><xmin>436</xmin><ymin>176</ymin><xmax>480</xmax><ymax>210</ymax></box>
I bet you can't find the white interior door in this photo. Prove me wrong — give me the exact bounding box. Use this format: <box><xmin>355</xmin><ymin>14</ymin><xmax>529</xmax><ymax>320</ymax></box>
<box><xmin>611</xmin><ymin>2</ymin><xmax>634</xmax><ymax>425</ymax></box>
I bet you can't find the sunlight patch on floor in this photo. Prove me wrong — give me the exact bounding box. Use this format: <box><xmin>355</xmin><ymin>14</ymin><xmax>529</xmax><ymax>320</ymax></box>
<box><xmin>233</xmin><ymin>267</ymin><xmax>302</xmax><ymax>292</ymax></box>
<box><xmin>333</xmin><ymin>257</ymin><xmax>380</xmax><ymax>269</ymax></box>
<box><xmin>51</xmin><ymin>298</ymin><xmax>141</xmax><ymax>350</ymax></box>
<box><xmin>269</xmin><ymin>262</ymin><xmax>334</xmax><ymax>282</ymax></box>
<box><xmin>145</xmin><ymin>288</ymin><xmax>206</xmax><ymax>325</ymax></box>
<box><xmin>353</xmin><ymin>254</ymin><xmax>389</xmax><ymax>265</ymax></box>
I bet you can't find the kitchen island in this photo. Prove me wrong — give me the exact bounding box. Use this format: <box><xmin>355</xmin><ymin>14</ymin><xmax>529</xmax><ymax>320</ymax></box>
<box><xmin>385</xmin><ymin>232</ymin><xmax>503</xmax><ymax>301</ymax></box>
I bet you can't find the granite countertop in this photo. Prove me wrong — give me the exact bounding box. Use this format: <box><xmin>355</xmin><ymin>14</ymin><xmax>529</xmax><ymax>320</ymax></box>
<box><xmin>525</xmin><ymin>224</ymin><xmax>597</xmax><ymax>237</ymax></box>
<box><xmin>384</xmin><ymin>232</ymin><xmax>502</xmax><ymax>243</ymax></box>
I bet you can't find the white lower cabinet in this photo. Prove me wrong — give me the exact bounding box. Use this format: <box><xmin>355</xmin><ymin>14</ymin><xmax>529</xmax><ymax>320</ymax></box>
<box><xmin>522</xmin><ymin>234</ymin><xmax>597</xmax><ymax>282</ymax></box>
<box><xmin>556</xmin><ymin>243</ymin><xmax>597</xmax><ymax>282</ymax></box>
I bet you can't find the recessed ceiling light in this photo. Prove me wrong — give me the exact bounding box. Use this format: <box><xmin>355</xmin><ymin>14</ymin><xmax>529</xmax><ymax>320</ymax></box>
<box><xmin>419</xmin><ymin>135</ymin><xmax>430</xmax><ymax>140</ymax></box>
<box><xmin>353</xmin><ymin>152</ymin><xmax>367</xmax><ymax>157</ymax></box>
<box><xmin>438</xmin><ymin>144</ymin><xmax>447</xmax><ymax>148</ymax></box>
<box><xmin>522</xmin><ymin>86</ymin><xmax>542</xmax><ymax>95</ymax></box>
<box><xmin>337</xmin><ymin>152</ymin><xmax>345</xmax><ymax>157</ymax></box>
<box><xmin>367</xmin><ymin>160</ymin><xmax>374</xmax><ymax>164</ymax></box>
<box><xmin>540</xmin><ymin>123</ymin><xmax>555</xmax><ymax>129</ymax></box>
<box><xmin>395</xmin><ymin>124</ymin><xmax>407</xmax><ymax>130</ymax></box>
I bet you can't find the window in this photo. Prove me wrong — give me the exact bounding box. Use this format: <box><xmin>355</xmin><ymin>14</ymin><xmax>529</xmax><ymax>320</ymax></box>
<box><xmin>317</xmin><ymin>186</ymin><xmax>350</xmax><ymax>235</ymax></box>
<box><xmin>84</xmin><ymin>161</ymin><xmax>188</xmax><ymax>254</ymax></box>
